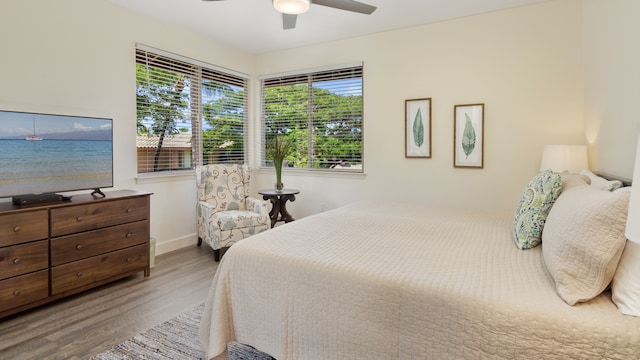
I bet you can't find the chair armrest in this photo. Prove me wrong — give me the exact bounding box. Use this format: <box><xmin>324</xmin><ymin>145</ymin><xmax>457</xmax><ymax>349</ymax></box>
<box><xmin>197</xmin><ymin>201</ymin><xmax>218</xmax><ymax>217</ymax></box>
<box><xmin>196</xmin><ymin>201</ymin><xmax>218</xmax><ymax>242</ymax></box>
<box><xmin>247</xmin><ymin>197</ymin><xmax>271</xmax><ymax>215</ymax></box>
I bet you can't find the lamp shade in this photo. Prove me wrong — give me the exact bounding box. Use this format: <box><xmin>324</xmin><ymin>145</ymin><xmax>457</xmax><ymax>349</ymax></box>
<box><xmin>626</xmin><ymin>135</ymin><xmax>640</xmax><ymax>244</ymax></box>
<box><xmin>540</xmin><ymin>145</ymin><xmax>588</xmax><ymax>174</ymax></box>
<box><xmin>273</xmin><ymin>0</ymin><xmax>310</xmax><ymax>14</ymax></box>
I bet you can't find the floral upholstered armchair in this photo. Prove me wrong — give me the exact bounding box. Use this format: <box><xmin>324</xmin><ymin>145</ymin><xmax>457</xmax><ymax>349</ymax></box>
<box><xmin>196</xmin><ymin>164</ymin><xmax>270</xmax><ymax>261</ymax></box>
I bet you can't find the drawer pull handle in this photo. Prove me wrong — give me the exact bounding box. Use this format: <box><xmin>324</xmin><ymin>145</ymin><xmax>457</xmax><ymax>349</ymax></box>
<box><xmin>126</xmin><ymin>257</ymin><xmax>133</xmax><ymax>263</ymax></box>
<box><xmin>126</xmin><ymin>208</ymin><xmax>133</xmax><ymax>213</ymax></box>
<box><xmin>76</xmin><ymin>216</ymin><xmax>83</xmax><ymax>222</ymax></box>
<box><xmin>13</xmin><ymin>226</ymin><xmax>21</xmax><ymax>233</ymax></box>
<box><xmin>14</xmin><ymin>290</ymin><xmax>21</xmax><ymax>296</ymax></box>
<box><xmin>13</xmin><ymin>258</ymin><xmax>21</xmax><ymax>264</ymax></box>
<box><xmin>76</xmin><ymin>244</ymin><xmax>83</xmax><ymax>250</ymax></box>
<box><xmin>76</xmin><ymin>272</ymin><xmax>83</xmax><ymax>278</ymax></box>
<box><xmin>126</xmin><ymin>232</ymin><xmax>133</xmax><ymax>238</ymax></box>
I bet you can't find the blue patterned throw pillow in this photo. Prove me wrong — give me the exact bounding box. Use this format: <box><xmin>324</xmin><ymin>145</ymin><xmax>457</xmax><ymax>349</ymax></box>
<box><xmin>513</xmin><ymin>170</ymin><xmax>562</xmax><ymax>249</ymax></box>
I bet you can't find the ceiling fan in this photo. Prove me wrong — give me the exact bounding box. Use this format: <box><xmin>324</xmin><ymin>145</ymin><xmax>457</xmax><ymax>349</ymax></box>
<box><xmin>202</xmin><ymin>0</ymin><xmax>377</xmax><ymax>29</ymax></box>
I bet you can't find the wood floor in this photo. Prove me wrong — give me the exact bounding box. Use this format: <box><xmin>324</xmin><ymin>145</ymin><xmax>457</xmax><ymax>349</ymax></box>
<box><xmin>0</xmin><ymin>244</ymin><xmax>219</xmax><ymax>360</ymax></box>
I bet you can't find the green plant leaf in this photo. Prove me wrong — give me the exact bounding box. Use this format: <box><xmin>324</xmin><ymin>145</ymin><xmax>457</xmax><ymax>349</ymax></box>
<box><xmin>462</xmin><ymin>113</ymin><xmax>476</xmax><ymax>158</ymax></box>
<box><xmin>412</xmin><ymin>108</ymin><xmax>424</xmax><ymax>147</ymax></box>
<box><xmin>267</xmin><ymin>133</ymin><xmax>293</xmax><ymax>164</ymax></box>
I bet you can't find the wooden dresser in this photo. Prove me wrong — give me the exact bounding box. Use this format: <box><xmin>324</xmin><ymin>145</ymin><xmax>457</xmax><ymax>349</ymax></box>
<box><xmin>0</xmin><ymin>190</ymin><xmax>151</xmax><ymax>319</ymax></box>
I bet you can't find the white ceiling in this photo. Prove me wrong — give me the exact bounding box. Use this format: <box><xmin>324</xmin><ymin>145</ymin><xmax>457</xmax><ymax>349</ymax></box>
<box><xmin>107</xmin><ymin>0</ymin><xmax>548</xmax><ymax>54</ymax></box>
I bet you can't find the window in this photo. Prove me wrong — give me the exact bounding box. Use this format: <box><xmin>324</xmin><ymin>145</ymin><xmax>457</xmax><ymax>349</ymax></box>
<box><xmin>135</xmin><ymin>45</ymin><xmax>249</xmax><ymax>174</ymax></box>
<box><xmin>260</xmin><ymin>64</ymin><xmax>364</xmax><ymax>172</ymax></box>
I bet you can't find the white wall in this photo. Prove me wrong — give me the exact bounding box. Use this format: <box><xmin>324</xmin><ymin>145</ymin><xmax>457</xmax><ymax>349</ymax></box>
<box><xmin>583</xmin><ymin>0</ymin><xmax>640</xmax><ymax>179</ymax></box>
<box><xmin>0</xmin><ymin>0</ymin><xmax>254</xmax><ymax>254</ymax></box>
<box><xmin>254</xmin><ymin>0</ymin><xmax>586</xmax><ymax>218</ymax></box>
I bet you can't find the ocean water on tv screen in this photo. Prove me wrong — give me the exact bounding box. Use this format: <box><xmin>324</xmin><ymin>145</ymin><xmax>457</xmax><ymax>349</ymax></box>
<box><xmin>0</xmin><ymin>139</ymin><xmax>112</xmax><ymax>196</ymax></box>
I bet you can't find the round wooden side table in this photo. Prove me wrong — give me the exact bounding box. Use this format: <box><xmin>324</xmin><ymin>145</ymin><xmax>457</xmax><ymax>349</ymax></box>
<box><xmin>258</xmin><ymin>189</ymin><xmax>300</xmax><ymax>228</ymax></box>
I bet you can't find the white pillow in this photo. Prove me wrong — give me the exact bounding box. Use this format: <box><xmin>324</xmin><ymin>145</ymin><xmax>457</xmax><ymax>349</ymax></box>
<box><xmin>615</xmin><ymin>186</ymin><xmax>632</xmax><ymax>193</ymax></box>
<box><xmin>580</xmin><ymin>169</ymin><xmax>623</xmax><ymax>191</ymax></box>
<box><xmin>542</xmin><ymin>184</ymin><xmax>630</xmax><ymax>305</ymax></box>
<box><xmin>612</xmin><ymin>241</ymin><xmax>640</xmax><ymax>316</ymax></box>
<box><xmin>559</xmin><ymin>172</ymin><xmax>590</xmax><ymax>190</ymax></box>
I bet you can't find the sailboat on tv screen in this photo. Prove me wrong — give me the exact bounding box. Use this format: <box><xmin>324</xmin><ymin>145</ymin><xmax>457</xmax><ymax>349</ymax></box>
<box><xmin>25</xmin><ymin>117</ymin><xmax>43</xmax><ymax>140</ymax></box>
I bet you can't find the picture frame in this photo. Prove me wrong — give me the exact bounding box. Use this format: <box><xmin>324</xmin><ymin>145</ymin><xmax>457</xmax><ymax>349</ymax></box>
<box><xmin>454</xmin><ymin>103</ymin><xmax>484</xmax><ymax>168</ymax></box>
<box><xmin>405</xmin><ymin>98</ymin><xmax>431</xmax><ymax>158</ymax></box>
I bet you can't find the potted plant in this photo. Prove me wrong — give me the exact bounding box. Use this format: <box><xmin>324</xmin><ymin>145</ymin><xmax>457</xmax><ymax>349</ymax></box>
<box><xmin>267</xmin><ymin>133</ymin><xmax>293</xmax><ymax>191</ymax></box>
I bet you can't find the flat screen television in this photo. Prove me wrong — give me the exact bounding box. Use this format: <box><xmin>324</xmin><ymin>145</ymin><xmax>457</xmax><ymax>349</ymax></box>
<box><xmin>0</xmin><ymin>110</ymin><xmax>113</xmax><ymax>204</ymax></box>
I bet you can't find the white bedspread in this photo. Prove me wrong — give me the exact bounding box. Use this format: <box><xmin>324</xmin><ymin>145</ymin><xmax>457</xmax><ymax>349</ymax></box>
<box><xmin>199</xmin><ymin>202</ymin><xmax>640</xmax><ymax>359</ymax></box>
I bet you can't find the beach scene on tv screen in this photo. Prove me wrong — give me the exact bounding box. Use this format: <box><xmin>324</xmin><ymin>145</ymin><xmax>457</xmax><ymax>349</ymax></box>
<box><xmin>0</xmin><ymin>111</ymin><xmax>113</xmax><ymax>196</ymax></box>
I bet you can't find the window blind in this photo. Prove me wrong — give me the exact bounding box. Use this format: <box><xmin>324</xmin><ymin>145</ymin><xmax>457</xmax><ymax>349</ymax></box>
<box><xmin>260</xmin><ymin>64</ymin><xmax>364</xmax><ymax>171</ymax></box>
<box><xmin>135</xmin><ymin>45</ymin><xmax>249</xmax><ymax>174</ymax></box>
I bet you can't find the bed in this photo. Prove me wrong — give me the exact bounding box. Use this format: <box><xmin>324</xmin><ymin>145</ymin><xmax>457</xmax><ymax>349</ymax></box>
<box><xmin>199</xmin><ymin>172</ymin><xmax>640</xmax><ymax>359</ymax></box>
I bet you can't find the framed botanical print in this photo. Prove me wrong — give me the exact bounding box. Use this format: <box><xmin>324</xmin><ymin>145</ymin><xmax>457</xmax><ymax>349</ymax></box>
<box><xmin>454</xmin><ymin>103</ymin><xmax>484</xmax><ymax>168</ymax></box>
<box><xmin>405</xmin><ymin>98</ymin><xmax>431</xmax><ymax>158</ymax></box>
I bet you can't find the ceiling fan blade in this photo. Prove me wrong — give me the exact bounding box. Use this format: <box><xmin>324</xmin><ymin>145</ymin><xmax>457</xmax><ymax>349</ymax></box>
<box><xmin>282</xmin><ymin>13</ymin><xmax>297</xmax><ymax>29</ymax></box>
<box><xmin>312</xmin><ymin>0</ymin><xmax>377</xmax><ymax>15</ymax></box>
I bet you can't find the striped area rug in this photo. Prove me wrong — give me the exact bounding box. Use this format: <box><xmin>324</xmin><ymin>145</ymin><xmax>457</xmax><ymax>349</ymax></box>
<box><xmin>91</xmin><ymin>304</ymin><xmax>274</xmax><ymax>360</ymax></box>
<box><xmin>91</xmin><ymin>303</ymin><xmax>206</xmax><ymax>360</ymax></box>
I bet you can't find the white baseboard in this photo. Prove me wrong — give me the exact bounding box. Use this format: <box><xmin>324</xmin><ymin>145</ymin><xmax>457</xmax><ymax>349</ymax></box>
<box><xmin>155</xmin><ymin>233</ymin><xmax>197</xmax><ymax>256</ymax></box>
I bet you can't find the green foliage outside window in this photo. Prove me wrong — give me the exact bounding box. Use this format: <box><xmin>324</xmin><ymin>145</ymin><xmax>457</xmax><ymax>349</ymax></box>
<box><xmin>262</xmin><ymin>70</ymin><xmax>363</xmax><ymax>171</ymax></box>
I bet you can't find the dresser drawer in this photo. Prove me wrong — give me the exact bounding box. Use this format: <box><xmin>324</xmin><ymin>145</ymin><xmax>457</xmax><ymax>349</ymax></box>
<box><xmin>51</xmin><ymin>220</ymin><xmax>149</xmax><ymax>266</ymax></box>
<box><xmin>50</xmin><ymin>197</ymin><xmax>149</xmax><ymax>237</ymax></box>
<box><xmin>0</xmin><ymin>270</ymin><xmax>49</xmax><ymax>313</ymax></box>
<box><xmin>51</xmin><ymin>244</ymin><xmax>148</xmax><ymax>295</ymax></box>
<box><xmin>0</xmin><ymin>210</ymin><xmax>48</xmax><ymax>247</ymax></box>
<box><xmin>0</xmin><ymin>240</ymin><xmax>49</xmax><ymax>281</ymax></box>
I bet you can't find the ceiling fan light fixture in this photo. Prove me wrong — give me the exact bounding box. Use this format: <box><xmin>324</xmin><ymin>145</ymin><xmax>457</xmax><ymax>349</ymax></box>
<box><xmin>273</xmin><ymin>0</ymin><xmax>310</xmax><ymax>15</ymax></box>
